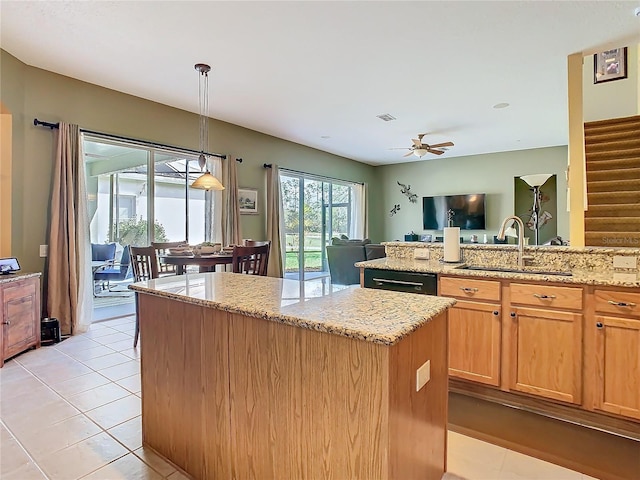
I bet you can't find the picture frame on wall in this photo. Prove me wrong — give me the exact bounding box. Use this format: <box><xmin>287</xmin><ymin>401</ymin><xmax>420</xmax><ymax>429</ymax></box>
<box><xmin>238</xmin><ymin>188</ymin><xmax>258</xmax><ymax>214</ymax></box>
<box><xmin>594</xmin><ymin>47</ymin><xmax>627</xmax><ymax>84</ymax></box>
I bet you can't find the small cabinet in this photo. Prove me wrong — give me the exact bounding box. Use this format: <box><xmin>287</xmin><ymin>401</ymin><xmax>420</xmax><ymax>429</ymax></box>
<box><xmin>508</xmin><ymin>283</ymin><xmax>583</xmax><ymax>405</ymax></box>
<box><xmin>1</xmin><ymin>276</ymin><xmax>41</xmax><ymax>367</ymax></box>
<box><xmin>593</xmin><ymin>288</ymin><xmax>640</xmax><ymax>420</ymax></box>
<box><xmin>440</xmin><ymin>276</ymin><xmax>501</xmax><ymax>386</ymax></box>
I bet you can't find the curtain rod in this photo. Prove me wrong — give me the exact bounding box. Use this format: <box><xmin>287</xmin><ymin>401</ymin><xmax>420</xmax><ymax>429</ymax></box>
<box><xmin>33</xmin><ymin>118</ymin><xmax>241</xmax><ymax>162</ymax></box>
<box><xmin>264</xmin><ymin>164</ymin><xmax>364</xmax><ymax>186</ymax></box>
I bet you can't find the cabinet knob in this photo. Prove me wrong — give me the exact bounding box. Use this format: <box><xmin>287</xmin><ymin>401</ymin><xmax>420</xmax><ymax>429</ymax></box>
<box><xmin>493</xmin><ymin>310</ymin><xmax>499</xmax><ymax>316</ymax></box>
<box><xmin>2</xmin><ymin>321</ymin><xmax>10</xmax><ymax>325</ymax></box>
<box><xmin>596</xmin><ymin>322</ymin><xmax>603</xmax><ymax>329</ymax></box>
<box><xmin>510</xmin><ymin>312</ymin><xmax>516</xmax><ymax>319</ymax></box>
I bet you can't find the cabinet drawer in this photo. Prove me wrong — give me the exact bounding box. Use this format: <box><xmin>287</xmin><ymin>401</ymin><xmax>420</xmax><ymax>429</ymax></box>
<box><xmin>440</xmin><ymin>276</ymin><xmax>501</xmax><ymax>302</ymax></box>
<box><xmin>594</xmin><ymin>289</ymin><xmax>640</xmax><ymax>317</ymax></box>
<box><xmin>510</xmin><ymin>283</ymin><xmax>583</xmax><ymax>310</ymax></box>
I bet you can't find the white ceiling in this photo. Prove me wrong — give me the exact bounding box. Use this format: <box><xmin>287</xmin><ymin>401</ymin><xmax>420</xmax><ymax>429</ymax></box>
<box><xmin>2</xmin><ymin>1</ymin><xmax>639</xmax><ymax>166</ymax></box>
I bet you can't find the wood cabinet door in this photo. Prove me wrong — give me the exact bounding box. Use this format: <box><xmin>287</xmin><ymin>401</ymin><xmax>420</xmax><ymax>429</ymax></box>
<box><xmin>509</xmin><ymin>306</ymin><xmax>582</xmax><ymax>404</ymax></box>
<box><xmin>2</xmin><ymin>279</ymin><xmax>39</xmax><ymax>361</ymax></box>
<box><xmin>448</xmin><ymin>300</ymin><xmax>501</xmax><ymax>386</ymax></box>
<box><xmin>594</xmin><ymin>315</ymin><xmax>640</xmax><ymax>420</ymax></box>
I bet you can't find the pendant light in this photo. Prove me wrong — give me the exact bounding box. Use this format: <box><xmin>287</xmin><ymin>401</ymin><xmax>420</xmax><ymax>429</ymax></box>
<box><xmin>191</xmin><ymin>63</ymin><xmax>225</xmax><ymax>191</ymax></box>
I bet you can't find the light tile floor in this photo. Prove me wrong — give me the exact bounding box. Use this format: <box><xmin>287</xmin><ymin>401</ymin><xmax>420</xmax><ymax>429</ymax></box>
<box><xmin>1</xmin><ymin>315</ymin><xmax>595</xmax><ymax>480</ymax></box>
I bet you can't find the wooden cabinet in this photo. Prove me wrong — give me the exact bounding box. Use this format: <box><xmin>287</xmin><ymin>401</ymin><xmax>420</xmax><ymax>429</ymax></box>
<box><xmin>508</xmin><ymin>282</ymin><xmax>583</xmax><ymax>405</ymax></box>
<box><xmin>1</xmin><ymin>275</ymin><xmax>41</xmax><ymax>367</ymax></box>
<box><xmin>592</xmin><ymin>288</ymin><xmax>640</xmax><ymax>420</ymax></box>
<box><xmin>440</xmin><ymin>277</ymin><xmax>501</xmax><ymax>386</ymax></box>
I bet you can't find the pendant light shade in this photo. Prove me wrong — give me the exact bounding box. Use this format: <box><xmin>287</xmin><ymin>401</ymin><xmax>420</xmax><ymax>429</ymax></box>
<box><xmin>190</xmin><ymin>63</ymin><xmax>225</xmax><ymax>191</ymax></box>
<box><xmin>191</xmin><ymin>171</ymin><xmax>225</xmax><ymax>190</ymax></box>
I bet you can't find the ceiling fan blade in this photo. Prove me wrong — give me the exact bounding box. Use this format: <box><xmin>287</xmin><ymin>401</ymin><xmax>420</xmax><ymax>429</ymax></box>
<box><xmin>403</xmin><ymin>151</ymin><xmax>414</xmax><ymax>157</ymax></box>
<box><xmin>428</xmin><ymin>149</ymin><xmax>445</xmax><ymax>155</ymax></box>
<box><xmin>412</xmin><ymin>138</ymin><xmax>422</xmax><ymax>147</ymax></box>
<box><xmin>429</xmin><ymin>142</ymin><xmax>454</xmax><ymax>148</ymax></box>
<box><xmin>389</xmin><ymin>147</ymin><xmax>411</xmax><ymax>150</ymax></box>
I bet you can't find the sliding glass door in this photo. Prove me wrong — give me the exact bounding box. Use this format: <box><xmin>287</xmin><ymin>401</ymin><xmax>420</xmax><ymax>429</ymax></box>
<box><xmin>84</xmin><ymin>135</ymin><xmax>214</xmax><ymax>248</ymax></box>
<box><xmin>280</xmin><ymin>171</ymin><xmax>360</xmax><ymax>281</ymax></box>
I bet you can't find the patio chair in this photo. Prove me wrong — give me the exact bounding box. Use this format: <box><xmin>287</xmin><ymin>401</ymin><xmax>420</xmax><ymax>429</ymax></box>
<box><xmin>93</xmin><ymin>245</ymin><xmax>132</xmax><ymax>294</ymax></box>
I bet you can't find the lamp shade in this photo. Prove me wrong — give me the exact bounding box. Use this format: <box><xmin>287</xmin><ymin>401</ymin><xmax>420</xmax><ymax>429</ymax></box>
<box><xmin>520</xmin><ymin>173</ymin><xmax>553</xmax><ymax>187</ymax></box>
<box><xmin>414</xmin><ymin>148</ymin><xmax>428</xmax><ymax>157</ymax></box>
<box><xmin>191</xmin><ymin>172</ymin><xmax>225</xmax><ymax>191</ymax></box>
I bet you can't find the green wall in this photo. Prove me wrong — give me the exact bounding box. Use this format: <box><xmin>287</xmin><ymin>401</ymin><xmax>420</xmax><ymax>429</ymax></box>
<box><xmin>376</xmin><ymin>147</ymin><xmax>569</xmax><ymax>243</ymax></box>
<box><xmin>1</xmin><ymin>49</ymin><xmax>382</xmax><ymax>274</ymax></box>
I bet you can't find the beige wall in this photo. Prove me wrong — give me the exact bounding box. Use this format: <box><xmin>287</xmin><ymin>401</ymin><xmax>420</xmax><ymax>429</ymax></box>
<box><xmin>583</xmin><ymin>43</ymin><xmax>639</xmax><ymax>121</ymax></box>
<box><xmin>1</xmin><ymin>49</ymin><xmax>381</xmax><ymax>274</ymax></box>
<box><xmin>377</xmin><ymin>147</ymin><xmax>570</xmax><ymax>243</ymax></box>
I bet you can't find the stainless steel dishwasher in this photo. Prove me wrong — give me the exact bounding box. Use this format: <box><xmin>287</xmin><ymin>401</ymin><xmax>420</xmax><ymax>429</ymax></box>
<box><xmin>363</xmin><ymin>268</ymin><xmax>437</xmax><ymax>295</ymax></box>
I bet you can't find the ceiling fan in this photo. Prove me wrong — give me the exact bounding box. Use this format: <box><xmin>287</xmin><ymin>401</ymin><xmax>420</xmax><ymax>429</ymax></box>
<box><xmin>391</xmin><ymin>134</ymin><xmax>454</xmax><ymax>158</ymax></box>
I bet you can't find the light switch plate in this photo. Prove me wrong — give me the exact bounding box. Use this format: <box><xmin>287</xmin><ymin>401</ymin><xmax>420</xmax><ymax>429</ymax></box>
<box><xmin>613</xmin><ymin>255</ymin><xmax>637</xmax><ymax>269</ymax></box>
<box><xmin>416</xmin><ymin>360</ymin><xmax>430</xmax><ymax>392</ymax></box>
<box><xmin>414</xmin><ymin>248</ymin><xmax>430</xmax><ymax>260</ymax></box>
<box><xmin>39</xmin><ymin>245</ymin><xmax>48</xmax><ymax>257</ymax></box>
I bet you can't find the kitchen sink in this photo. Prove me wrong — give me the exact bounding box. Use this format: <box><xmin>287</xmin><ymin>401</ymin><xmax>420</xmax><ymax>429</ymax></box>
<box><xmin>456</xmin><ymin>265</ymin><xmax>573</xmax><ymax>276</ymax></box>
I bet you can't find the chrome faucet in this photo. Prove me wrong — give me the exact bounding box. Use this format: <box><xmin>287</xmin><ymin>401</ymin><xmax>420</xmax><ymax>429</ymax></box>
<box><xmin>497</xmin><ymin>216</ymin><xmax>532</xmax><ymax>269</ymax></box>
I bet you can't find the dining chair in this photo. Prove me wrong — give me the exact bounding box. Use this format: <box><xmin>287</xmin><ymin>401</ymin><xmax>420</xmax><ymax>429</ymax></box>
<box><xmin>151</xmin><ymin>240</ymin><xmax>186</xmax><ymax>276</ymax></box>
<box><xmin>130</xmin><ymin>245</ymin><xmax>160</xmax><ymax>348</ymax></box>
<box><xmin>231</xmin><ymin>243</ymin><xmax>270</xmax><ymax>276</ymax></box>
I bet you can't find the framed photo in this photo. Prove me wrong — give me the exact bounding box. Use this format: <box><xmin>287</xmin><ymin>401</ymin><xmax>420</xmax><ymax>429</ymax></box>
<box><xmin>238</xmin><ymin>188</ymin><xmax>258</xmax><ymax>214</ymax></box>
<box><xmin>594</xmin><ymin>47</ymin><xmax>627</xmax><ymax>84</ymax></box>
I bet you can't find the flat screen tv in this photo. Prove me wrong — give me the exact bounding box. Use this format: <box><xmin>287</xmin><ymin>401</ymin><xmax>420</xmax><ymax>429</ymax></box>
<box><xmin>422</xmin><ymin>194</ymin><xmax>486</xmax><ymax>230</ymax></box>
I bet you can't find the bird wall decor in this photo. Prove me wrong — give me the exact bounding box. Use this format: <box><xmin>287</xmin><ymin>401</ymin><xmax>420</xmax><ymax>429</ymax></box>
<box><xmin>397</xmin><ymin>181</ymin><xmax>418</xmax><ymax>203</ymax></box>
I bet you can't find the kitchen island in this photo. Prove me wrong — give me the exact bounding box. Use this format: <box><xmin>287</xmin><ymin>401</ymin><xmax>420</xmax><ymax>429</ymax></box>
<box><xmin>129</xmin><ymin>272</ymin><xmax>455</xmax><ymax>480</ymax></box>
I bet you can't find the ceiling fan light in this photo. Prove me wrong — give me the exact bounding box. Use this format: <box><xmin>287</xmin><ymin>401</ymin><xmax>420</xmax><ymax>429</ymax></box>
<box><xmin>414</xmin><ymin>148</ymin><xmax>428</xmax><ymax>157</ymax></box>
<box><xmin>191</xmin><ymin>171</ymin><xmax>225</xmax><ymax>191</ymax></box>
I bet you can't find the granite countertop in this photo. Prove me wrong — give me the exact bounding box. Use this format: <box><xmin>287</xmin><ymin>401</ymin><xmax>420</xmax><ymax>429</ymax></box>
<box><xmin>0</xmin><ymin>272</ymin><xmax>42</xmax><ymax>285</ymax></box>
<box><xmin>129</xmin><ymin>272</ymin><xmax>455</xmax><ymax>346</ymax></box>
<box><xmin>356</xmin><ymin>257</ymin><xmax>640</xmax><ymax>288</ymax></box>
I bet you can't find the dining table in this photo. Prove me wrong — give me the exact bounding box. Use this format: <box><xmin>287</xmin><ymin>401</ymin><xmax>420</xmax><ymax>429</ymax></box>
<box><xmin>160</xmin><ymin>252</ymin><xmax>233</xmax><ymax>275</ymax></box>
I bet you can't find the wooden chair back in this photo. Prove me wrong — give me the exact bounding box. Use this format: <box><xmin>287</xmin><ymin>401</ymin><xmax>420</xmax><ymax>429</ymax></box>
<box><xmin>243</xmin><ymin>240</ymin><xmax>271</xmax><ymax>247</ymax></box>
<box><xmin>232</xmin><ymin>243</ymin><xmax>270</xmax><ymax>276</ymax></box>
<box><xmin>130</xmin><ymin>246</ymin><xmax>160</xmax><ymax>282</ymax></box>
<box><xmin>152</xmin><ymin>240</ymin><xmax>186</xmax><ymax>276</ymax></box>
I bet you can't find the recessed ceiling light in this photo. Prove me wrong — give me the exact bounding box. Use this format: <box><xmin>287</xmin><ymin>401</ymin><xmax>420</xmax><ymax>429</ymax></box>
<box><xmin>376</xmin><ymin>113</ymin><xmax>396</xmax><ymax>122</ymax></box>
<box><xmin>493</xmin><ymin>102</ymin><xmax>510</xmax><ymax>109</ymax></box>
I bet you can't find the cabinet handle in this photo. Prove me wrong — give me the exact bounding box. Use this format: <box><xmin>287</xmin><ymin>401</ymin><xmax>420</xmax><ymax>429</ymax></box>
<box><xmin>510</xmin><ymin>312</ymin><xmax>516</xmax><ymax>319</ymax></box>
<box><xmin>596</xmin><ymin>322</ymin><xmax>603</xmax><ymax>329</ymax></box>
<box><xmin>493</xmin><ymin>311</ymin><xmax>499</xmax><ymax>316</ymax></box>
<box><xmin>607</xmin><ymin>300</ymin><xmax>636</xmax><ymax>308</ymax></box>
<box><xmin>533</xmin><ymin>293</ymin><xmax>556</xmax><ymax>300</ymax></box>
<box><xmin>2</xmin><ymin>321</ymin><xmax>10</xmax><ymax>325</ymax></box>
<box><xmin>459</xmin><ymin>287</ymin><xmax>479</xmax><ymax>293</ymax></box>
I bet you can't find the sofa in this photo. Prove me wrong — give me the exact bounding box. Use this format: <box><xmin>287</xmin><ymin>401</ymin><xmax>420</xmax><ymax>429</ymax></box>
<box><xmin>326</xmin><ymin>238</ymin><xmax>386</xmax><ymax>285</ymax></box>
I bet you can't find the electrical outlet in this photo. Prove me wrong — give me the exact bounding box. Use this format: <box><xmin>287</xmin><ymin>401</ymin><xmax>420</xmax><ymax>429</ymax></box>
<box><xmin>39</xmin><ymin>245</ymin><xmax>48</xmax><ymax>258</ymax></box>
<box><xmin>414</xmin><ymin>248</ymin><xmax>430</xmax><ymax>260</ymax></box>
<box><xmin>613</xmin><ymin>255</ymin><xmax>637</xmax><ymax>269</ymax></box>
<box><xmin>416</xmin><ymin>360</ymin><xmax>430</xmax><ymax>392</ymax></box>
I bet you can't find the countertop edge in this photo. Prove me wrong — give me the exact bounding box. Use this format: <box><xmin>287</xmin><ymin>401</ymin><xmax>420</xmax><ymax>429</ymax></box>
<box><xmin>356</xmin><ymin>259</ymin><xmax>640</xmax><ymax>288</ymax></box>
<box><xmin>0</xmin><ymin>272</ymin><xmax>42</xmax><ymax>285</ymax></box>
<box><xmin>129</xmin><ymin>282</ymin><xmax>456</xmax><ymax>346</ymax></box>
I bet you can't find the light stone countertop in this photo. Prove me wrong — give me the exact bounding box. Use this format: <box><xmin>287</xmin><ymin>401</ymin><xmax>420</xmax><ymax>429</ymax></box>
<box><xmin>129</xmin><ymin>272</ymin><xmax>456</xmax><ymax>346</ymax></box>
<box><xmin>356</xmin><ymin>257</ymin><xmax>640</xmax><ymax>288</ymax></box>
<box><xmin>0</xmin><ymin>272</ymin><xmax>41</xmax><ymax>285</ymax></box>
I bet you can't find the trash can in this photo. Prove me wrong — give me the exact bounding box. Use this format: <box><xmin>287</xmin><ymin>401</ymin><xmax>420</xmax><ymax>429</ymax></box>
<box><xmin>41</xmin><ymin>317</ymin><xmax>61</xmax><ymax>345</ymax></box>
